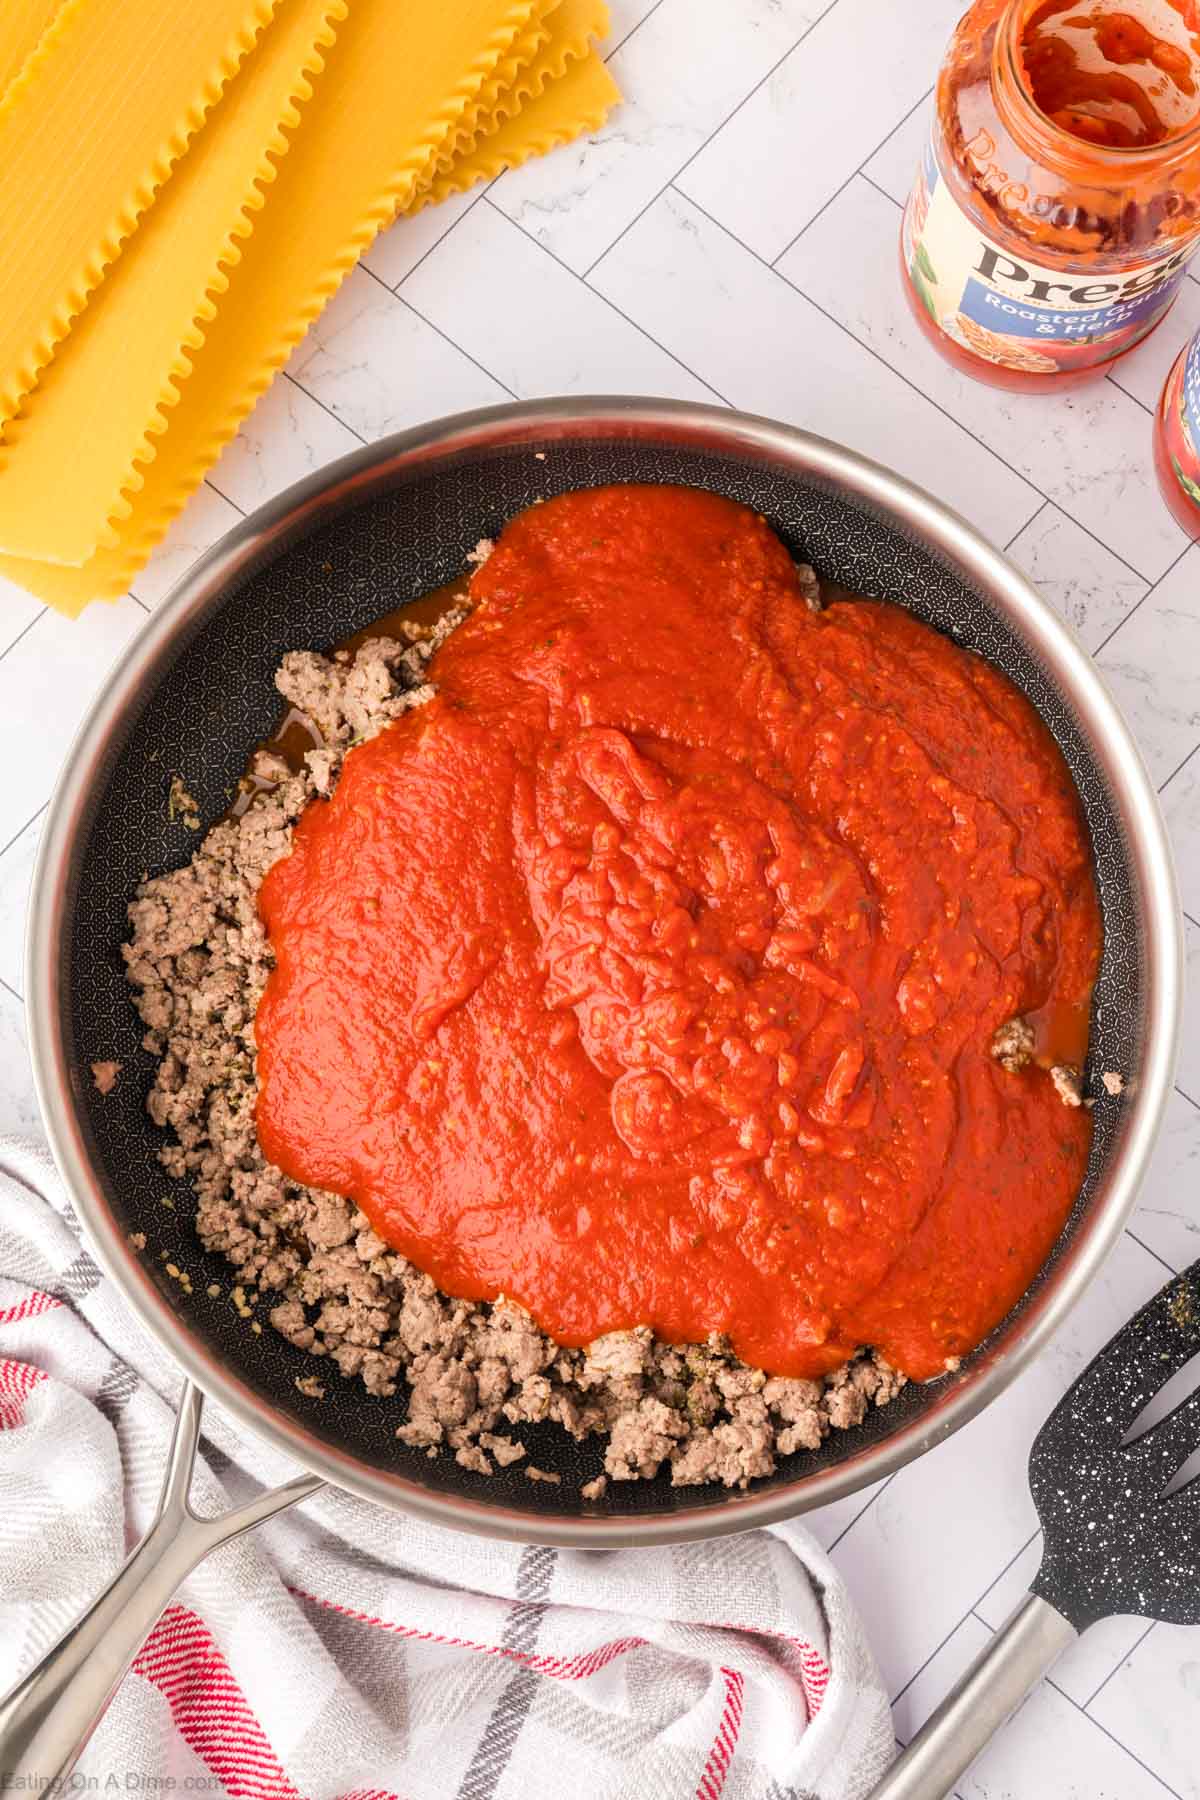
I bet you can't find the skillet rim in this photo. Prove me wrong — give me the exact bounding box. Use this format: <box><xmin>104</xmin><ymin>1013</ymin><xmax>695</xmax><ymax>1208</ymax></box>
<box><xmin>24</xmin><ymin>395</ymin><xmax>1184</xmax><ymax>1547</ymax></box>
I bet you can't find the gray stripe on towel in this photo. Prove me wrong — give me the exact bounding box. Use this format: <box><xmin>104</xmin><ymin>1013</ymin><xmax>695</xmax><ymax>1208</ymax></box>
<box><xmin>455</xmin><ymin>1543</ymin><xmax>556</xmax><ymax>1800</ymax></box>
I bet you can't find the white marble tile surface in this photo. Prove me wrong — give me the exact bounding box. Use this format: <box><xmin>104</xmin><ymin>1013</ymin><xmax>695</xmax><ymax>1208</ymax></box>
<box><xmin>0</xmin><ymin>574</ymin><xmax>44</xmax><ymax>660</ymax></box>
<box><xmin>1163</xmin><ymin>746</ymin><xmax>1200</xmax><ymax>920</ymax></box>
<box><xmin>1110</xmin><ymin>273</ymin><xmax>1200</xmax><ymax>415</ymax></box>
<box><xmin>778</xmin><ymin>175</ymin><xmax>1192</xmax><ymax>579</ymax></box>
<box><xmin>1005</xmin><ymin>503</ymin><xmax>1150</xmax><ymax>653</ymax></box>
<box><xmin>287</xmin><ymin>265</ymin><xmax>509</xmax><ymax>442</ymax></box>
<box><xmin>363</xmin><ymin>189</ymin><xmax>483</xmax><ymax>292</ymax></box>
<box><xmin>591</xmin><ymin>187</ymin><xmax>1042</xmax><ymax>542</ymax></box>
<box><xmin>1088</xmin><ymin>1621</ymin><xmax>1200</xmax><ymax>1798</ymax></box>
<box><xmin>803</xmin><ymin>1474</ymin><xmax>892</xmax><ymax>1554</ymax></box>
<box><xmin>128</xmin><ymin>482</ymin><xmax>245</xmax><ymax>611</ymax></box>
<box><xmin>1177</xmin><ymin>916</ymin><xmax>1200</xmax><ymax>1103</ymax></box>
<box><xmin>1127</xmin><ymin>1086</ymin><xmax>1200</xmax><ymax>1271</ymax></box>
<box><xmin>864</xmin><ymin>94</ymin><xmax>935</xmax><ymax>208</ymax></box>
<box><xmin>890</xmin><ymin>1612</ymin><xmax>993</xmax><ymax>1748</ymax></box>
<box><xmin>0</xmin><ymin>982</ymin><xmax>39</xmax><ymax>1136</ymax></box>
<box><xmin>494</xmin><ymin>0</ymin><xmax>828</xmax><ymax>273</ymax></box>
<box><xmin>677</xmin><ymin>0</ymin><xmax>963</xmax><ymax>261</ymax></box>
<box><xmin>0</xmin><ymin>595</ymin><xmax>146</xmax><ymax>851</ymax></box>
<box><xmin>1095</xmin><ymin>542</ymin><xmax>1200</xmax><ymax>787</ymax></box>
<box><xmin>0</xmin><ymin>808</ymin><xmax>42</xmax><ymax>997</ymax></box>
<box><xmin>961</xmin><ymin>1681</ymin><xmax>1176</xmax><ymax>1800</ymax></box>
<box><xmin>0</xmin><ymin>3</ymin><xmax>1198</xmax><ymax>1794</ymax></box>
<box><xmin>208</xmin><ymin>372</ymin><xmax>361</xmax><ymax>514</ymax></box>
<box><xmin>405</xmin><ymin>198</ymin><xmax>719</xmax><ymax>401</ymax></box>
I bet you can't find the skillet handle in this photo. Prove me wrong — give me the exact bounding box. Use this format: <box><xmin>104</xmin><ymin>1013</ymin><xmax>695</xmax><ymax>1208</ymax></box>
<box><xmin>0</xmin><ymin>1380</ymin><xmax>323</xmax><ymax>1786</ymax></box>
<box><xmin>866</xmin><ymin>1592</ymin><xmax>1077</xmax><ymax>1800</ymax></box>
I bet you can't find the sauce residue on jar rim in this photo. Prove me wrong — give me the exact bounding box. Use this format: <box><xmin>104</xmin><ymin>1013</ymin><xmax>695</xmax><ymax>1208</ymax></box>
<box><xmin>1021</xmin><ymin>0</ymin><xmax>1200</xmax><ymax>147</ymax></box>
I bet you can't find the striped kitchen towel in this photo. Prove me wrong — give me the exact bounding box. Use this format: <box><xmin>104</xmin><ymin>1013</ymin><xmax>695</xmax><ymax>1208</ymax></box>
<box><xmin>0</xmin><ymin>1135</ymin><xmax>894</xmax><ymax>1799</ymax></box>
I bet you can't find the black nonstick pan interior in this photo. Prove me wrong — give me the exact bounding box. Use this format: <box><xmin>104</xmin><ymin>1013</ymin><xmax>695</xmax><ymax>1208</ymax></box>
<box><xmin>54</xmin><ymin>422</ymin><xmax>1144</xmax><ymax>1527</ymax></box>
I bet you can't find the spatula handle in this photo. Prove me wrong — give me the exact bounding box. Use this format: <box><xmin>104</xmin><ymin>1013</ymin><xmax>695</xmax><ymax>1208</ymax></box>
<box><xmin>866</xmin><ymin>1592</ymin><xmax>1077</xmax><ymax>1800</ymax></box>
<box><xmin>0</xmin><ymin>1382</ymin><xmax>323</xmax><ymax>1790</ymax></box>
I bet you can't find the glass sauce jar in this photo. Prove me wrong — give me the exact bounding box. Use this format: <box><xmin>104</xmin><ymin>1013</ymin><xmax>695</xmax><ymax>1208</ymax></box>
<box><xmin>903</xmin><ymin>0</ymin><xmax>1200</xmax><ymax>390</ymax></box>
<box><xmin>1154</xmin><ymin>331</ymin><xmax>1200</xmax><ymax>529</ymax></box>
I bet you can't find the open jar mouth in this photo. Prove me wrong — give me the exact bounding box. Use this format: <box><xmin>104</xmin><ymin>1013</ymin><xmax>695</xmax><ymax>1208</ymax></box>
<box><xmin>996</xmin><ymin>0</ymin><xmax>1200</xmax><ymax>174</ymax></box>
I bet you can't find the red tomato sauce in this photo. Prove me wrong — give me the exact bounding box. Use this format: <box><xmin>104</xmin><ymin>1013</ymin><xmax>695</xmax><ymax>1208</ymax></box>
<box><xmin>1022</xmin><ymin>1</ymin><xmax>1200</xmax><ymax>149</ymax></box>
<box><xmin>255</xmin><ymin>486</ymin><xmax>1101</xmax><ymax>1382</ymax></box>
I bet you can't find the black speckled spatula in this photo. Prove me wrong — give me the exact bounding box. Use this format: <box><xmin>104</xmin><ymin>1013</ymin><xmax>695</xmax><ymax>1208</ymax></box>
<box><xmin>869</xmin><ymin>1260</ymin><xmax>1200</xmax><ymax>1800</ymax></box>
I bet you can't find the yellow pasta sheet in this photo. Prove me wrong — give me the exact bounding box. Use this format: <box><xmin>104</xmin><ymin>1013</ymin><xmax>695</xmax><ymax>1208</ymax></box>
<box><xmin>0</xmin><ymin>0</ymin><xmax>555</xmax><ymax>613</ymax></box>
<box><xmin>0</xmin><ymin>0</ymin><xmax>279</xmax><ymax>432</ymax></box>
<box><xmin>428</xmin><ymin>0</ymin><xmax>560</xmax><ymax>182</ymax></box>
<box><xmin>0</xmin><ymin>0</ymin><xmax>64</xmax><ymax>101</ymax></box>
<box><xmin>415</xmin><ymin>0</ymin><xmax>607</xmax><ymax>194</ymax></box>
<box><xmin>0</xmin><ymin>0</ymin><xmax>564</xmax><ymax>569</ymax></box>
<box><xmin>0</xmin><ymin>0</ymin><xmax>620</xmax><ymax>614</ymax></box>
<box><xmin>0</xmin><ymin>0</ymin><xmax>348</xmax><ymax>565</ymax></box>
<box><xmin>415</xmin><ymin>13</ymin><xmax>618</xmax><ymax>211</ymax></box>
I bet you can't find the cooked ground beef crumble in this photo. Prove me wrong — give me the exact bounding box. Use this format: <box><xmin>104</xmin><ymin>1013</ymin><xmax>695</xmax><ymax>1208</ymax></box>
<box><xmin>123</xmin><ymin>588</ymin><xmax>908</xmax><ymax>1492</ymax></box>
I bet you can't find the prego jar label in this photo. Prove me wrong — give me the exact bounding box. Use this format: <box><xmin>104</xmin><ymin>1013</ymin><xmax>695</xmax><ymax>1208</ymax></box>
<box><xmin>903</xmin><ymin>133</ymin><xmax>1197</xmax><ymax>377</ymax></box>
<box><xmin>1158</xmin><ymin>332</ymin><xmax>1200</xmax><ymax>514</ymax></box>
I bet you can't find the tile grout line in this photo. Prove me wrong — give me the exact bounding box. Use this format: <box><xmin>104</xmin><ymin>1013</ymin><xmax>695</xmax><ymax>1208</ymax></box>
<box><xmin>382</xmin><ymin>191</ymin><xmax>490</xmax><ymax>295</ymax></box>
<box><xmin>480</xmin><ymin>196</ymin><xmax>731</xmax><ymax>405</ymax></box>
<box><xmin>603</xmin><ymin>0</ymin><xmax>667</xmax><ymax>59</ymax></box>
<box><xmin>1004</xmin><ymin>499</ymin><xmax>1047</xmax><ymax>552</ymax></box>
<box><xmin>281</xmin><ymin>368</ymin><xmax>368</xmax><ymax>447</ymax></box>
<box><xmin>0</xmin><ymin>802</ymin><xmax>48</xmax><ymax>868</ymax></box>
<box><xmin>204</xmin><ymin>472</ymin><xmax>247</xmax><ymax>514</ymax></box>
<box><xmin>1125</xmin><ymin>1228</ymin><xmax>1180</xmax><ymax>1279</ymax></box>
<box><xmin>1081</xmin><ymin>1619</ymin><xmax>1158</xmax><ymax>1713</ymax></box>
<box><xmin>355</xmin><ymin>253</ymin><xmax>523</xmax><ymax>400</ymax></box>
<box><xmin>890</xmin><ymin>1527</ymin><xmax>1044</xmax><ymax>1717</ymax></box>
<box><xmin>889</xmin><ymin>1606</ymin><xmax>990</xmax><ymax>1718</ymax></box>
<box><xmin>861</xmin><ymin>169</ymin><xmax>903</xmax><ymax>210</ymax></box>
<box><xmin>1045</xmin><ymin>1670</ymin><xmax>1185</xmax><ymax>1799</ymax></box>
<box><xmin>205</xmin><ymin>476</ymin><xmax>246</xmax><ymax>516</ymax></box>
<box><xmin>865</xmin><ymin>1523</ymin><xmax>1057</xmax><ymax>1741</ymax></box>
<box><xmin>396</xmin><ymin>290</ymin><xmax>522</xmax><ymax>401</ymax></box>
<box><xmin>768</xmin><ymin>85</ymin><xmax>933</xmax><ymax>269</ymax></box>
<box><xmin>825</xmin><ymin>1471</ymin><xmax>896</xmax><ymax>1554</ymax></box>
<box><xmin>1156</xmin><ymin>736</ymin><xmax>1200</xmax><ymax>795</ymax></box>
<box><xmin>581</xmin><ymin>0</ymin><xmax>844</xmax><ymax>282</ymax></box>
<box><xmin>1108</xmin><ymin>370</ymin><xmax>1155</xmax><ymax>417</ymax></box>
<box><xmin>0</xmin><ymin>605</ymin><xmax>48</xmax><ymax>671</ymax></box>
<box><xmin>664</xmin><ymin>183</ymin><xmax>1184</xmax><ymax>589</ymax></box>
<box><xmin>1091</xmin><ymin>535</ymin><xmax>1195</xmax><ymax>659</ymax></box>
<box><xmin>0</xmin><ymin>971</ymin><xmax>21</xmax><ymax>1007</ymax></box>
<box><xmin>973</xmin><ymin>1525</ymin><xmax>1043</xmax><ymax>1620</ymax></box>
<box><xmin>1174</xmin><ymin>1081</ymin><xmax>1200</xmax><ymax>1113</ymax></box>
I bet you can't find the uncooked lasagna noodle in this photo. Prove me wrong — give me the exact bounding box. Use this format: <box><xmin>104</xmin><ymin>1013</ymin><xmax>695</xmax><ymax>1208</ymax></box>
<box><xmin>415</xmin><ymin>32</ymin><xmax>620</xmax><ymax>213</ymax></box>
<box><xmin>0</xmin><ymin>0</ymin><xmax>280</xmax><ymax>433</ymax></box>
<box><xmin>0</xmin><ymin>0</ymin><xmax>64</xmax><ymax>100</ymax></box>
<box><xmin>0</xmin><ymin>0</ymin><xmax>619</xmax><ymax>612</ymax></box>
<box><xmin>0</xmin><ymin>0</ymin><xmax>347</xmax><ymax>565</ymax></box>
<box><xmin>411</xmin><ymin>0</ymin><xmax>614</xmax><ymax>202</ymax></box>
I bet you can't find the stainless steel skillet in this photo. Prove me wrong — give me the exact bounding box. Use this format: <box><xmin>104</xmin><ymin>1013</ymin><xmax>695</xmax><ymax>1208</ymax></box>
<box><xmin>8</xmin><ymin>398</ymin><xmax>1182</xmax><ymax>1784</ymax></box>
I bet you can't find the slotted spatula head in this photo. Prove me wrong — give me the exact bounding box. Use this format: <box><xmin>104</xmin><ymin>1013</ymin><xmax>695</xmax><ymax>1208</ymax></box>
<box><xmin>1029</xmin><ymin>1260</ymin><xmax>1200</xmax><ymax>1631</ymax></box>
